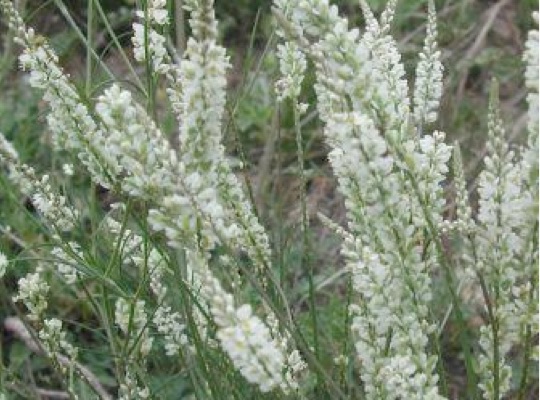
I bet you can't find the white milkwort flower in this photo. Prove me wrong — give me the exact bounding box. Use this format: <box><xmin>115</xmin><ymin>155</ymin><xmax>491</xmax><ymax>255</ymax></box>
<box><xmin>281</xmin><ymin>0</ymin><xmax>408</xmax><ymax>141</ymax></box>
<box><xmin>132</xmin><ymin>0</ymin><xmax>170</xmax><ymax>73</ymax></box>
<box><xmin>115</xmin><ymin>298</ymin><xmax>153</xmax><ymax>357</ymax></box>
<box><xmin>153</xmin><ymin>305</ymin><xmax>188</xmax><ymax>356</ymax></box>
<box><xmin>0</xmin><ymin>133</ymin><xmax>79</xmax><ymax>231</ymax></box>
<box><xmin>171</xmin><ymin>0</ymin><xmax>273</xmax><ymax>272</ymax></box>
<box><xmin>266</xmin><ymin>312</ymin><xmax>306</xmax><ymax>392</ymax></box>
<box><xmin>103</xmin><ymin>212</ymin><xmax>189</xmax><ymax>357</ymax></box>
<box><xmin>187</xmin><ymin>250</ymin><xmax>292</xmax><ymax>393</ymax></box>
<box><xmin>94</xmin><ymin>69</ymin><xmax>293</xmax><ymax>382</ymax></box>
<box><xmin>275</xmin><ymin>1</ymin><xmax>446</xmax><ymax>398</ymax></box>
<box><xmin>518</xmin><ymin>11</ymin><xmax>539</xmax><ymax>364</ymax></box>
<box><xmin>4</xmin><ymin>0</ymin><xmax>274</xmax><ymax>299</ymax></box>
<box><xmin>13</xmin><ymin>265</ymin><xmax>49</xmax><ymax>321</ymax></box>
<box><xmin>359</xmin><ymin>0</ymin><xmax>410</xmax><ymax>134</ymax></box>
<box><xmin>38</xmin><ymin>318</ymin><xmax>80</xmax><ymax>399</ymax></box>
<box><xmin>275</xmin><ymin>41</ymin><xmax>307</xmax><ymax>103</ymax></box>
<box><xmin>0</xmin><ymin>0</ymin><xmax>119</xmax><ymax>188</ymax></box>
<box><xmin>132</xmin><ymin>23</ymin><xmax>170</xmax><ymax>74</ymax></box>
<box><xmin>118</xmin><ymin>369</ymin><xmax>150</xmax><ymax>400</ymax></box>
<box><xmin>379</xmin><ymin>0</ymin><xmax>398</xmax><ymax>32</ymax></box>
<box><xmin>347</xmin><ymin>239</ymin><xmax>443</xmax><ymax>400</ymax></box>
<box><xmin>95</xmin><ymin>84</ymin><xmax>226</xmax><ymax>251</ymax></box>
<box><xmin>131</xmin><ymin>0</ymin><xmax>185</xmax><ymax>123</ymax></box>
<box><xmin>103</xmin><ymin>216</ymin><xmax>142</xmax><ymax>262</ymax></box>
<box><xmin>523</xmin><ymin>12</ymin><xmax>539</xmax><ymax>141</ymax></box>
<box><xmin>39</xmin><ymin>318</ymin><xmax>78</xmax><ymax>362</ymax></box>
<box><xmin>474</xmin><ymin>86</ymin><xmax>533</xmax><ymax>399</ymax></box>
<box><xmin>521</xmin><ymin>12</ymin><xmax>539</xmax><ymax>219</ymax></box>
<box><xmin>413</xmin><ymin>0</ymin><xmax>443</xmax><ymax>128</ymax></box>
<box><xmin>129</xmin><ymin>237</ymin><xmax>190</xmax><ymax>356</ymax></box>
<box><xmin>31</xmin><ymin>175</ymin><xmax>78</xmax><ymax>230</ymax></box>
<box><xmin>184</xmin><ymin>0</ymin><xmax>218</xmax><ymax>40</ymax></box>
<box><xmin>406</xmin><ymin>131</ymin><xmax>452</xmax><ymax>230</ymax></box>
<box><xmin>95</xmin><ymin>84</ymin><xmax>177</xmax><ymax>200</ymax></box>
<box><xmin>136</xmin><ymin>0</ymin><xmax>168</xmax><ymax>25</ymax></box>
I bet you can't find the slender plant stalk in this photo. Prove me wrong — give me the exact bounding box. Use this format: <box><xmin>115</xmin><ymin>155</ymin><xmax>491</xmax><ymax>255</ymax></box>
<box><xmin>86</xmin><ymin>0</ymin><xmax>94</xmax><ymax>95</ymax></box>
<box><xmin>91</xmin><ymin>0</ymin><xmax>145</xmax><ymax>92</ymax></box>
<box><xmin>293</xmin><ymin>102</ymin><xmax>322</xmax><ymax>392</ymax></box>
<box><xmin>175</xmin><ymin>0</ymin><xmax>185</xmax><ymax>55</ymax></box>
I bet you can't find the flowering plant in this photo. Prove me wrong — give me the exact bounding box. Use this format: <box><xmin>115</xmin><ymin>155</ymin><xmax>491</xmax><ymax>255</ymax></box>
<box><xmin>0</xmin><ymin>0</ymin><xmax>537</xmax><ymax>399</ymax></box>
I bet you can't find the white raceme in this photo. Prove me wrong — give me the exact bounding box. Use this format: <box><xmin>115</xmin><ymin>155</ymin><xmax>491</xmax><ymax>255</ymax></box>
<box><xmin>0</xmin><ymin>0</ymin><xmax>536</xmax><ymax>398</ymax></box>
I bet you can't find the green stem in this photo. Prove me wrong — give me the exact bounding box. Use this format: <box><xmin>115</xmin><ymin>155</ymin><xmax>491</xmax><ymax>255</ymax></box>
<box><xmin>294</xmin><ymin>102</ymin><xmax>321</xmax><ymax>389</ymax></box>
<box><xmin>86</xmin><ymin>0</ymin><xmax>93</xmax><ymax>95</ymax></box>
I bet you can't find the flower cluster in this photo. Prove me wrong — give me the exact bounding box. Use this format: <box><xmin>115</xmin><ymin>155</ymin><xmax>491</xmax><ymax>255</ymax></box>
<box><xmin>9</xmin><ymin>24</ymin><xmax>115</xmax><ymax>187</ymax></box>
<box><xmin>132</xmin><ymin>0</ymin><xmax>170</xmax><ymax>74</ymax></box>
<box><xmin>50</xmin><ymin>244</ymin><xmax>82</xmax><ymax>284</ymax></box>
<box><xmin>39</xmin><ymin>318</ymin><xmax>78</xmax><ymax>368</ymax></box>
<box><xmin>187</xmin><ymin>250</ymin><xmax>296</xmax><ymax>393</ymax></box>
<box><xmin>524</xmin><ymin>12</ymin><xmax>539</xmax><ymax>140</ymax></box>
<box><xmin>2</xmin><ymin>1</ymin><xmax>300</xmax><ymax>393</ymax></box>
<box><xmin>275</xmin><ymin>42</ymin><xmax>307</xmax><ymax>104</ymax></box>
<box><xmin>115</xmin><ymin>298</ymin><xmax>154</xmax><ymax>357</ymax></box>
<box><xmin>105</xmin><ymin>210</ymin><xmax>189</xmax><ymax>357</ymax></box>
<box><xmin>274</xmin><ymin>1</ymin><xmax>448</xmax><ymax>398</ymax></box>
<box><xmin>413</xmin><ymin>0</ymin><xmax>444</xmax><ymax>128</ymax></box>
<box><xmin>473</xmin><ymin>85</ymin><xmax>536</xmax><ymax>399</ymax></box>
<box><xmin>0</xmin><ymin>132</ymin><xmax>79</xmax><ymax>230</ymax></box>
<box><xmin>13</xmin><ymin>265</ymin><xmax>49</xmax><ymax>321</ymax></box>
<box><xmin>115</xmin><ymin>297</ymin><xmax>153</xmax><ymax>398</ymax></box>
